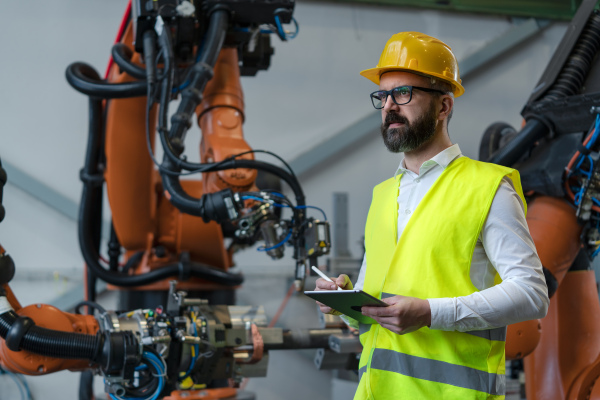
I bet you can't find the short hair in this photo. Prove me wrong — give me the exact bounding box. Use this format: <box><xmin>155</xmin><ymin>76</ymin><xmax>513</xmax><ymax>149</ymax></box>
<box><xmin>429</xmin><ymin>77</ymin><xmax>454</xmax><ymax>125</ymax></box>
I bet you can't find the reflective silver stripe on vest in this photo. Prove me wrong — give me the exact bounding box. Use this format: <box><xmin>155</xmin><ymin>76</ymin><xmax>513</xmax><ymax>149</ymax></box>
<box><xmin>359</xmin><ymin>323</ymin><xmax>371</xmax><ymax>336</ymax></box>
<box><xmin>370</xmin><ymin>348</ymin><xmax>506</xmax><ymax>396</ymax></box>
<box><xmin>359</xmin><ymin>365</ymin><xmax>367</xmax><ymax>382</ymax></box>
<box><xmin>465</xmin><ymin>326</ymin><xmax>507</xmax><ymax>342</ymax></box>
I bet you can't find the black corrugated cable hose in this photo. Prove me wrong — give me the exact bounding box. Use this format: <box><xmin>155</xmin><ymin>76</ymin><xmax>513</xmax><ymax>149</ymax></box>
<box><xmin>541</xmin><ymin>12</ymin><xmax>600</xmax><ymax>102</ymax></box>
<box><xmin>0</xmin><ymin>309</ymin><xmax>101</xmax><ymax>359</ymax></box>
<box><xmin>490</xmin><ymin>11</ymin><xmax>600</xmax><ymax>166</ymax></box>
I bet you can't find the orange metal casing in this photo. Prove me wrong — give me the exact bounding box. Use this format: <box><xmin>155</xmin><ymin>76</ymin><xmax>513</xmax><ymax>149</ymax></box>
<box><xmin>104</xmin><ymin>23</ymin><xmax>158</xmax><ymax>253</ymax></box>
<box><xmin>0</xmin><ymin>304</ymin><xmax>98</xmax><ymax>375</ymax></box>
<box><xmin>164</xmin><ymin>388</ymin><xmax>238</xmax><ymax>400</ymax></box>
<box><xmin>198</xmin><ymin>48</ymin><xmax>256</xmax><ymax>194</ymax></box>
<box><xmin>524</xmin><ymin>270</ymin><xmax>600</xmax><ymax>400</ymax></box>
<box><xmin>520</xmin><ymin>195</ymin><xmax>596</xmax><ymax>399</ymax></box>
<box><xmin>505</xmin><ymin>319</ymin><xmax>541</xmax><ymax>360</ymax></box>
<box><xmin>504</xmin><ymin>196</ymin><xmax>578</xmax><ymax>362</ymax></box>
<box><xmin>526</xmin><ymin>196</ymin><xmax>582</xmax><ymax>285</ymax></box>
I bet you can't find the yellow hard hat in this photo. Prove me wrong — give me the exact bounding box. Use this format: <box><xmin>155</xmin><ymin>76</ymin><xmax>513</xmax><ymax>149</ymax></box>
<box><xmin>360</xmin><ymin>32</ymin><xmax>465</xmax><ymax>97</ymax></box>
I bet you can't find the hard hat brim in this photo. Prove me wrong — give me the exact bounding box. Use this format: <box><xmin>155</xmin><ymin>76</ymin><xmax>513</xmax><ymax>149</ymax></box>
<box><xmin>360</xmin><ymin>66</ymin><xmax>465</xmax><ymax>98</ymax></box>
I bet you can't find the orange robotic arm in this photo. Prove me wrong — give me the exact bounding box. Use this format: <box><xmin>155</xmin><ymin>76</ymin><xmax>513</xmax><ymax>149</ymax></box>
<box><xmin>66</xmin><ymin>1</ymin><xmax>321</xmax><ymax>308</ymax></box>
<box><xmin>481</xmin><ymin>1</ymin><xmax>600</xmax><ymax>397</ymax></box>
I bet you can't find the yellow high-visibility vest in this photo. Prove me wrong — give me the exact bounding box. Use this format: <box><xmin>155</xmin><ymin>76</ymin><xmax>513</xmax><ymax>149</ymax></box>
<box><xmin>356</xmin><ymin>156</ymin><xmax>524</xmax><ymax>400</ymax></box>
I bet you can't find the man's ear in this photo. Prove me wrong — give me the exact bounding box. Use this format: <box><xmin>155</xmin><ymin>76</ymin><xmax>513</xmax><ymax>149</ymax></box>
<box><xmin>438</xmin><ymin>95</ymin><xmax>453</xmax><ymax>121</ymax></box>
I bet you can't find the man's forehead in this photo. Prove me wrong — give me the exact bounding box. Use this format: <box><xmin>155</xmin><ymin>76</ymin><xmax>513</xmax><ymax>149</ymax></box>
<box><xmin>379</xmin><ymin>70</ymin><xmax>429</xmax><ymax>88</ymax></box>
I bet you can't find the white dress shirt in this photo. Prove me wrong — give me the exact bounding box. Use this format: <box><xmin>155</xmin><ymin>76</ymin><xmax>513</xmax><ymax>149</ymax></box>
<box><xmin>351</xmin><ymin>144</ymin><xmax>549</xmax><ymax>331</ymax></box>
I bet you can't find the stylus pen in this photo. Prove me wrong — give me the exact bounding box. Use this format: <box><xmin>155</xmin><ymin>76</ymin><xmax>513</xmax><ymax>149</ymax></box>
<box><xmin>311</xmin><ymin>266</ymin><xmax>343</xmax><ymax>291</ymax></box>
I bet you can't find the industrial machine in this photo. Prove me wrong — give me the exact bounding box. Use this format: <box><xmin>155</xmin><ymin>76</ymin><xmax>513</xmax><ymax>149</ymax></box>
<box><xmin>480</xmin><ymin>0</ymin><xmax>600</xmax><ymax>398</ymax></box>
<box><xmin>7</xmin><ymin>0</ymin><xmax>600</xmax><ymax>398</ymax></box>
<box><xmin>0</xmin><ymin>1</ymin><xmax>361</xmax><ymax>399</ymax></box>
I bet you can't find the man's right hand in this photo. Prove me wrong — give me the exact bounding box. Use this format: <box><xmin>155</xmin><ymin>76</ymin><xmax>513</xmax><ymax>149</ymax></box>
<box><xmin>314</xmin><ymin>274</ymin><xmax>353</xmax><ymax>315</ymax></box>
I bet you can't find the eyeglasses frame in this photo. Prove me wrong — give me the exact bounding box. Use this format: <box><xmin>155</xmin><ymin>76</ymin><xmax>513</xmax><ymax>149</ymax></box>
<box><xmin>370</xmin><ymin>85</ymin><xmax>448</xmax><ymax>109</ymax></box>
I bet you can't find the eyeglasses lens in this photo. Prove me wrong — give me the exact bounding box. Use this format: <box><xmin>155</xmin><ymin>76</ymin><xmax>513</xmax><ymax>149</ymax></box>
<box><xmin>371</xmin><ymin>92</ymin><xmax>386</xmax><ymax>109</ymax></box>
<box><xmin>392</xmin><ymin>86</ymin><xmax>411</xmax><ymax>105</ymax></box>
<box><xmin>371</xmin><ymin>87</ymin><xmax>412</xmax><ymax>109</ymax></box>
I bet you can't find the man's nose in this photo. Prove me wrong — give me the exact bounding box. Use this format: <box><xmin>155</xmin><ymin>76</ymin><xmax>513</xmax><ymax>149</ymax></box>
<box><xmin>382</xmin><ymin>95</ymin><xmax>399</xmax><ymax>112</ymax></box>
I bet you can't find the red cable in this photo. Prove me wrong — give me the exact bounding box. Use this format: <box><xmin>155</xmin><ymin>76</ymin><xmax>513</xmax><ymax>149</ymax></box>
<box><xmin>268</xmin><ymin>282</ymin><xmax>296</xmax><ymax>328</ymax></box>
<box><xmin>104</xmin><ymin>0</ymin><xmax>132</xmax><ymax>79</ymax></box>
<box><xmin>564</xmin><ymin>128</ymin><xmax>600</xmax><ymax>212</ymax></box>
<box><xmin>566</xmin><ymin>128</ymin><xmax>594</xmax><ymax>175</ymax></box>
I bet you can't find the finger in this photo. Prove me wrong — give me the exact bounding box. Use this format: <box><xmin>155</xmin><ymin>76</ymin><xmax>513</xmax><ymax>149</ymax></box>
<box><xmin>315</xmin><ymin>278</ymin><xmax>338</xmax><ymax>291</ymax></box>
<box><xmin>380</xmin><ymin>323</ymin><xmax>403</xmax><ymax>334</ymax></box>
<box><xmin>317</xmin><ymin>304</ymin><xmax>333</xmax><ymax>314</ymax></box>
<box><xmin>369</xmin><ymin>316</ymin><xmax>400</xmax><ymax>326</ymax></box>
<box><xmin>362</xmin><ymin>305</ymin><xmax>394</xmax><ymax>317</ymax></box>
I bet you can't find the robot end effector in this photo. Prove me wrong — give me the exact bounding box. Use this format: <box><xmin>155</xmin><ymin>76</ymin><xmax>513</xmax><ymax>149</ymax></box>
<box><xmin>196</xmin><ymin>188</ymin><xmax>332</xmax><ymax>288</ymax></box>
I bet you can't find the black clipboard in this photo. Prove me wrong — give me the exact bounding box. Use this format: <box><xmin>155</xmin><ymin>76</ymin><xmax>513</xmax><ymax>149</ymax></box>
<box><xmin>304</xmin><ymin>289</ymin><xmax>388</xmax><ymax>324</ymax></box>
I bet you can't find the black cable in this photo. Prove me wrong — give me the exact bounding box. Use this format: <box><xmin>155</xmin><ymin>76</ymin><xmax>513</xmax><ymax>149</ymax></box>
<box><xmin>166</xmin><ymin>9</ymin><xmax>229</xmax><ymax>151</ymax></box>
<box><xmin>160</xmin><ymin>157</ymin><xmax>305</xmax><ymax>215</ymax></box>
<box><xmin>119</xmin><ymin>251</ymin><xmax>145</xmax><ymax>274</ymax></box>
<box><xmin>0</xmin><ymin>157</ymin><xmax>7</xmax><ymax>223</ymax></box>
<box><xmin>79</xmin><ymin>193</ymin><xmax>244</xmax><ymax>286</ymax></box>
<box><xmin>81</xmin><ymin>97</ymin><xmax>105</xmax><ymax>303</ymax></box>
<box><xmin>246</xmin><ymin>150</ymin><xmax>297</xmax><ymax>179</ymax></box>
<box><xmin>78</xmin><ymin>370</ymin><xmax>94</xmax><ymax>400</ymax></box>
<box><xmin>76</xmin><ymin>93</ymin><xmax>242</xmax><ymax>287</ymax></box>
<box><xmin>66</xmin><ymin>62</ymin><xmax>147</xmax><ymax>99</ymax></box>
<box><xmin>112</xmin><ymin>43</ymin><xmax>147</xmax><ymax>80</ymax></box>
<box><xmin>74</xmin><ymin>300</ymin><xmax>107</xmax><ymax>316</ymax></box>
<box><xmin>126</xmin><ymin>368</ymin><xmax>159</xmax><ymax>398</ymax></box>
<box><xmin>108</xmin><ymin>223</ymin><xmax>121</xmax><ymax>272</ymax></box>
<box><xmin>157</xmin><ymin>24</ymin><xmax>175</xmax><ymax>131</ymax></box>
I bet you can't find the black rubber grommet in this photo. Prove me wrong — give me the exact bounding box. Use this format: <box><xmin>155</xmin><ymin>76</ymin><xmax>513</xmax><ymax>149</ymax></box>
<box><xmin>79</xmin><ymin>169</ymin><xmax>104</xmax><ymax>186</ymax></box>
<box><xmin>6</xmin><ymin>316</ymin><xmax>35</xmax><ymax>351</ymax></box>
<box><xmin>577</xmin><ymin>142</ymin><xmax>591</xmax><ymax>155</ymax></box>
<box><xmin>178</xmin><ymin>260</ymin><xmax>192</xmax><ymax>281</ymax></box>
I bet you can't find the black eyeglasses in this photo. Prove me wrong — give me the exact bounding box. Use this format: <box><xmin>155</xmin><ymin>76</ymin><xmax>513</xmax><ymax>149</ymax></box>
<box><xmin>370</xmin><ymin>86</ymin><xmax>447</xmax><ymax>109</ymax></box>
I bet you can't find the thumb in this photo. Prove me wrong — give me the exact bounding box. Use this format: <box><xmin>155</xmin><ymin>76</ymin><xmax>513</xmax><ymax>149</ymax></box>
<box><xmin>336</xmin><ymin>274</ymin><xmax>353</xmax><ymax>290</ymax></box>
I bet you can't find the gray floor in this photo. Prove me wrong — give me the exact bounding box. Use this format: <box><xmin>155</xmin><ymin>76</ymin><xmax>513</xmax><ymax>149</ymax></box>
<box><xmin>3</xmin><ymin>273</ymin><xmax>358</xmax><ymax>400</ymax></box>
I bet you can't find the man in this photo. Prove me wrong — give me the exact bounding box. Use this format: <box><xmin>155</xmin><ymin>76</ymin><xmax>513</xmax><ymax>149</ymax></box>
<box><xmin>314</xmin><ymin>32</ymin><xmax>549</xmax><ymax>399</ymax></box>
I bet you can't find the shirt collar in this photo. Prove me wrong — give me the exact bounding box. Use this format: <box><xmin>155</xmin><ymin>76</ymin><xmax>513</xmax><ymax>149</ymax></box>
<box><xmin>394</xmin><ymin>144</ymin><xmax>462</xmax><ymax>178</ymax></box>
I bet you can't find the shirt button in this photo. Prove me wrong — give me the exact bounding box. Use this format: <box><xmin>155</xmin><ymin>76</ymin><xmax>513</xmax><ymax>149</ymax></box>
<box><xmin>405</xmin><ymin>209</ymin><xmax>411</xmax><ymax>215</ymax></box>
<box><xmin>415</xmin><ymin>178</ymin><xmax>420</xmax><ymax>183</ymax></box>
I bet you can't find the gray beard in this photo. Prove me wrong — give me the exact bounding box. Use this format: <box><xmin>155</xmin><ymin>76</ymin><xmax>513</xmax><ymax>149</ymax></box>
<box><xmin>380</xmin><ymin>104</ymin><xmax>438</xmax><ymax>153</ymax></box>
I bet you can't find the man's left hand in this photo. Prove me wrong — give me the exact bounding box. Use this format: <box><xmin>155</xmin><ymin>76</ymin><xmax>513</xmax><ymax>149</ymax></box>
<box><xmin>362</xmin><ymin>295</ymin><xmax>432</xmax><ymax>335</ymax></box>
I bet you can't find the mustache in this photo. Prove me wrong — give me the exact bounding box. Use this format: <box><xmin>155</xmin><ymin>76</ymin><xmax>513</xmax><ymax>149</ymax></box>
<box><xmin>384</xmin><ymin>112</ymin><xmax>408</xmax><ymax>128</ymax></box>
